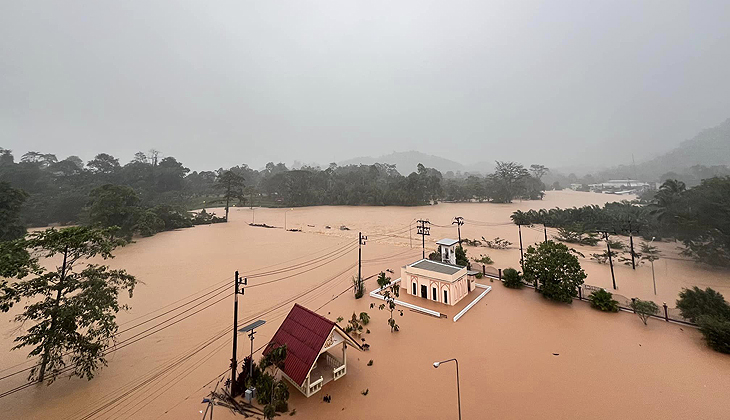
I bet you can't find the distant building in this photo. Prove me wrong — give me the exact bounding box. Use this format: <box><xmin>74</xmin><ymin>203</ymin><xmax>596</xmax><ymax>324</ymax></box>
<box><xmin>400</xmin><ymin>239</ymin><xmax>476</xmax><ymax>306</ymax></box>
<box><xmin>588</xmin><ymin>179</ymin><xmax>651</xmax><ymax>194</ymax></box>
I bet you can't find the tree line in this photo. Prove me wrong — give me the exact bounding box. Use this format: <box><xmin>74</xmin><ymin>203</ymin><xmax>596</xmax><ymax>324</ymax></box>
<box><xmin>0</xmin><ymin>147</ymin><xmax>547</xmax><ymax>237</ymax></box>
<box><xmin>511</xmin><ymin>177</ymin><xmax>730</xmax><ymax>267</ymax></box>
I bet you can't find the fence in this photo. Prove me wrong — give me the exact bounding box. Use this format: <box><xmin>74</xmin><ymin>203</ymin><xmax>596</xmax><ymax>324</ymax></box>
<box><xmin>577</xmin><ymin>284</ymin><xmax>696</xmax><ymax>326</ymax></box>
<box><xmin>489</xmin><ymin>266</ymin><xmax>697</xmax><ymax>327</ymax></box>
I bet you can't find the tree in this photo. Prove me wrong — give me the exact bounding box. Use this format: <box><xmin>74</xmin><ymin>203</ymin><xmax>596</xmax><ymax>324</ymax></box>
<box><xmin>0</xmin><ymin>181</ymin><xmax>28</xmax><ymax>241</ymax></box>
<box><xmin>376</xmin><ymin>272</ymin><xmax>402</xmax><ymax>332</ymax></box>
<box><xmin>697</xmin><ymin>315</ymin><xmax>730</xmax><ymax>354</ymax></box>
<box><xmin>523</xmin><ymin>241</ymin><xmax>587</xmax><ymax>303</ymax></box>
<box><xmin>455</xmin><ymin>246</ymin><xmax>469</xmax><ymax>268</ymax></box>
<box><xmin>639</xmin><ymin>242</ymin><xmax>661</xmax><ymax>264</ymax></box>
<box><xmin>529</xmin><ymin>164</ymin><xmax>549</xmax><ymax>180</ymax></box>
<box><xmin>88</xmin><ymin>184</ymin><xmax>140</xmax><ymax>239</ymax></box>
<box><xmin>676</xmin><ymin>287</ymin><xmax>730</xmax><ymax>324</ymax></box>
<box><xmin>491</xmin><ymin>161</ymin><xmax>529</xmax><ymax>203</ymax></box>
<box><xmin>260</xmin><ymin>344</ymin><xmax>289</xmax><ymax>415</ymax></box>
<box><xmin>630</xmin><ymin>299</ymin><xmax>658</xmax><ymax>325</ymax></box>
<box><xmin>0</xmin><ymin>226</ymin><xmax>136</xmax><ymax>383</ymax></box>
<box><xmin>588</xmin><ymin>289</ymin><xmax>619</xmax><ymax>312</ymax></box>
<box><xmin>87</xmin><ymin>153</ymin><xmax>121</xmax><ymax>175</ymax></box>
<box><xmin>215</xmin><ymin>170</ymin><xmax>245</xmax><ymax>221</ymax></box>
<box><xmin>502</xmin><ymin>268</ymin><xmax>522</xmax><ymax>289</ymax></box>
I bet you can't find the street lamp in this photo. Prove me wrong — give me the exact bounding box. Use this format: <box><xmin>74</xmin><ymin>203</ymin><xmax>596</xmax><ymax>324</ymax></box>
<box><xmin>650</xmin><ymin>237</ymin><xmax>657</xmax><ymax>295</ymax></box>
<box><xmin>433</xmin><ymin>358</ymin><xmax>461</xmax><ymax>420</ymax></box>
<box><xmin>284</xmin><ymin>208</ymin><xmax>293</xmax><ymax>231</ymax></box>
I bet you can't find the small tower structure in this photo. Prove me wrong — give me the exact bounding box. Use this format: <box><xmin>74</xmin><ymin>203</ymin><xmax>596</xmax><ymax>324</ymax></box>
<box><xmin>436</xmin><ymin>238</ymin><xmax>459</xmax><ymax>265</ymax></box>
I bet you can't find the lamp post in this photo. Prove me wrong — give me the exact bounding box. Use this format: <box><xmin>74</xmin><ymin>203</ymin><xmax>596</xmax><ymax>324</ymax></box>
<box><xmin>433</xmin><ymin>358</ymin><xmax>461</xmax><ymax>420</ymax></box>
<box><xmin>284</xmin><ymin>208</ymin><xmax>293</xmax><ymax>231</ymax></box>
<box><xmin>650</xmin><ymin>237</ymin><xmax>657</xmax><ymax>295</ymax></box>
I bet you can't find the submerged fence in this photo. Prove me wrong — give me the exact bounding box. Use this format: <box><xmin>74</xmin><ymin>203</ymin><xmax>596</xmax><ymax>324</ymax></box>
<box><xmin>482</xmin><ymin>264</ymin><xmax>697</xmax><ymax>327</ymax></box>
<box><xmin>576</xmin><ymin>283</ymin><xmax>696</xmax><ymax>326</ymax></box>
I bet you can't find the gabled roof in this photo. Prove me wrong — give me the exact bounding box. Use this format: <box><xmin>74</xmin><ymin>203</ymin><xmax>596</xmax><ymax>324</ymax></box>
<box><xmin>436</xmin><ymin>238</ymin><xmax>459</xmax><ymax>246</ymax></box>
<box><xmin>263</xmin><ymin>304</ymin><xmax>361</xmax><ymax>387</ymax></box>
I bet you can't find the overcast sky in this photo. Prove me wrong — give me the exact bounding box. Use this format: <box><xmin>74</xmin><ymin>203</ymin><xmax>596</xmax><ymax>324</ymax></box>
<box><xmin>1</xmin><ymin>1</ymin><xmax>729</xmax><ymax>171</ymax></box>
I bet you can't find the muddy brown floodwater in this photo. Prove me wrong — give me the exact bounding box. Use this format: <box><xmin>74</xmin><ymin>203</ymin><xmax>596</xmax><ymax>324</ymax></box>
<box><xmin>1</xmin><ymin>191</ymin><xmax>729</xmax><ymax>419</ymax></box>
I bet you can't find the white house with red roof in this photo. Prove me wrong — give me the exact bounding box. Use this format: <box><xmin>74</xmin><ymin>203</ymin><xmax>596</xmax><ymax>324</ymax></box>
<box><xmin>262</xmin><ymin>304</ymin><xmax>363</xmax><ymax>397</ymax></box>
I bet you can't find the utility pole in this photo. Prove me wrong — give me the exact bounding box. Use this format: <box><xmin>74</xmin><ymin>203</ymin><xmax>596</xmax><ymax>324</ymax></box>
<box><xmin>409</xmin><ymin>221</ymin><xmax>412</xmax><ymax>248</ymax></box>
<box><xmin>518</xmin><ymin>224</ymin><xmax>524</xmax><ymax>270</ymax></box>
<box><xmin>358</xmin><ymin>232</ymin><xmax>367</xmax><ymax>296</ymax></box>
<box><xmin>452</xmin><ymin>217</ymin><xmax>464</xmax><ymax>245</ymax></box>
<box><xmin>544</xmin><ymin>226</ymin><xmax>548</xmax><ymax>243</ymax></box>
<box><xmin>416</xmin><ymin>219</ymin><xmax>431</xmax><ymax>259</ymax></box>
<box><xmin>599</xmin><ymin>231</ymin><xmax>617</xmax><ymax>290</ymax></box>
<box><xmin>627</xmin><ymin>220</ymin><xmax>637</xmax><ymax>270</ymax></box>
<box><xmin>231</xmin><ymin>271</ymin><xmax>246</xmax><ymax>396</ymax></box>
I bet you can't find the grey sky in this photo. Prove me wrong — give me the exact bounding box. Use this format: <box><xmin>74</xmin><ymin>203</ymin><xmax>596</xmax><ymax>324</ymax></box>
<box><xmin>1</xmin><ymin>1</ymin><xmax>729</xmax><ymax>172</ymax></box>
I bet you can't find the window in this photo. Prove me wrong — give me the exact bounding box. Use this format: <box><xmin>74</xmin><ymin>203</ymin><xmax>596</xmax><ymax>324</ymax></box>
<box><xmin>412</xmin><ymin>282</ymin><xmax>417</xmax><ymax>295</ymax></box>
<box><xmin>432</xmin><ymin>287</ymin><xmax>437</xmax><ymax>301</ymax></box>
<box><xmin>444</xmin><ymin>290</ymin><xmax>448</xmax><ymax>304</ymax></box>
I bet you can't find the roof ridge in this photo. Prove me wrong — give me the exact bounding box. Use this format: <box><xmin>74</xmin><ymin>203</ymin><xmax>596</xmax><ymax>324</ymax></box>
<box><xmin>292</xmin><ymin>303</ymin><xmax>335</xmax><ymax>327</ymax></box>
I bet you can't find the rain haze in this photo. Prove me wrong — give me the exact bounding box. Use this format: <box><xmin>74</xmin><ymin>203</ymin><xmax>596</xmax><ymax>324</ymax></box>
<box><xmin>2</xmin><ymin>1</ymin><xmax>730</xmax><ymax>171</ymax></box>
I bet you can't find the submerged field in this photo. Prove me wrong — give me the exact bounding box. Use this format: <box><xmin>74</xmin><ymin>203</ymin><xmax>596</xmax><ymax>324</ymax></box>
<box><xmin>1</xmin><ymin>191</ymin><xmax>729</xmax><ymax>419</ymax></box>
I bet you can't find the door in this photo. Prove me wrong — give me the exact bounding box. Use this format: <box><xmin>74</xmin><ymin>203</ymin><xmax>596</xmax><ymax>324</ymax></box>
<box><xmin>432</xmin><ymin>287</ymin><xmax>437</xmax><ymax>301</ymax></box>
<box><xmin>421</xmin><ymin>285</ymin><xmax>427</xmax><ymax>298</ymax></box>
<box><xmin>412</xmin><ymin>282</ymin><xmax>417</xmax><ymax>295</ymax></box>
<box><xmin>444</xmin><ymin>290</ymin><xmax>449</xmax><ymax>304</ymax></box>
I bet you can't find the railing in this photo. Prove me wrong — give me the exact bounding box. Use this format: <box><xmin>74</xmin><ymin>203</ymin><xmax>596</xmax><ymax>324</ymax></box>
<box><xmin>324</xmin><ymin>353</ymin><xmax>342</xmax><ymax>369</ymax></box>
<box><xmin>369</xmin><ymin>278</ymin><xmax>443</xmax><ymax>318</ymax></box>
<box><xmin>308</xmin><ymin>376</ymin><xmax>323</xmax><ymax>396</ymax></box>
<box><xmin>333</xmin><ymin>364</ymin><xmax>346</xmax><ymax>381</ymax></box>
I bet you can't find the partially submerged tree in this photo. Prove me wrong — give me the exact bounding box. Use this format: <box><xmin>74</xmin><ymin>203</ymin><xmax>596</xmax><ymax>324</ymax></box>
<box><xmin>0</xmin><ymin>226</ymin><xmax>137</xmax><ymax>383</ymax></box>
<box><xmin>676</xmin><ymin>287</ymin><xmax>730</xmax><ymax>324</ymax></box>
<box><xmin>502</xmin><ymin>268</ymin><xmax>522</xmax><ymax>289</ymax></box>
<box><xmin>215</xmin><ymin>170</ymin><xmax>245</xmax><ymax>221</ymax></box>
<box><xmin>376</xmin><ymin>272</ymin><xmax>402</xmax><ymax>332</ymax></box>
<box><xmin>523</xmin><ymin>241</ymin><xmax>586</xmax><ymax>303</ymax></box>
<box><xmin>588</xmin><ymin>289</ymin><xmax>619</xmax><ymax>312</ymax></box>
<box><xmin>630</xmin><ymin>299</ymin><xmax>659</xmax><ymax>325</ymax></box>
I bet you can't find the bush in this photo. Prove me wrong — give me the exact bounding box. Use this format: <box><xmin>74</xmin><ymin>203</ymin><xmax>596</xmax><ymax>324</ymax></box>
<box><xmin>697</xmin><ymin>315</ymin><xmax>730</xmax><ymax>354</ymax></box>
<box><xmin>502</xmin><ymin>268</ymin><xmax>522</xmax><ymax>289</ymax></box>
<box><xmin>676</xmin><ymin>287</ymin><xmax>730</xmax><ymax>324</ymax></box>
<box><xmin>428</xmin><ymin>251</ymin><xmax>441</xmax><ymax>261</ymax></box>
<box><xmin>630</xmin><ymin>299</ymin><xmax>659</xmax><ymax>325</ymax></box>
<box><xmin>473</xmin><ymin>254</ymin><xmax>493</xmax><ymax>265</ymax></box>
<box><xmin>588</xmin><ymin>289</ymin><xmax>619</xmax><ymax>312</ymax></box>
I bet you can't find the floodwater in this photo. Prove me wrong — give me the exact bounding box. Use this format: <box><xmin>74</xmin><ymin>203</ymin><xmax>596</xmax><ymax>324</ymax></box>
<box><xmin>1</xmin><ymin>191</ymin><xmax>729</xmax><ymax>419</ymax></box>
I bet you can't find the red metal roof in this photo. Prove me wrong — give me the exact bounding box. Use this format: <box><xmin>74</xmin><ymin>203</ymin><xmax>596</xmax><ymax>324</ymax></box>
<box><xmin>263</xmin><ymin>304</ymin><xmax>336</xmax><ymax>387</ymax></box>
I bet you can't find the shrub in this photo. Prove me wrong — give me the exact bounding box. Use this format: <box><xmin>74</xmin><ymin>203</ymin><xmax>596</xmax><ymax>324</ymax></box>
<box><xmin>428</xmin><ymin>251</ymin><xmax>441</xmax><ymax>261</ymax></box>
<box><xmin>697</xmin><ymin>315</ymin><xmax>730</xmax><ymax>354</ymax></box>
<box><xmin>473</xmin><ymin>254</ymin><xmax>493</xmax><ymax>265</ymax></box>
<box><xmin>502</xmin><ymin>268</ymin><xmax>522</xmax><ymax>289</ymax></box>
<box><xmin>676</xmin><ymin>287</ymin><xmax>730</xmax><ymax>324</ymax></box>
<box><xmin>367</xmin><ymin>359</ymin><xmax>373</xmax><ymax>366</ymax></box>
<box><xmin>630</xmin><ymin>299</ymin><xmax>659</xmax><ymax>325</ymax></box>
<box><xmin>588</xmin><ymin>289</ymin><xmax>619</xmax><ymax>312</ymax></box>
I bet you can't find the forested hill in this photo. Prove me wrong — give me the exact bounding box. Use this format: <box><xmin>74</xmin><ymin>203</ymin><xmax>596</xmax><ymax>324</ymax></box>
<box><xmin>593</xmin><ymin>118</ymin><xmax>730</xmax><ymax>183</ymax></box>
